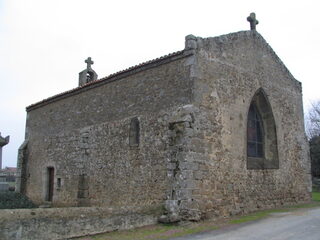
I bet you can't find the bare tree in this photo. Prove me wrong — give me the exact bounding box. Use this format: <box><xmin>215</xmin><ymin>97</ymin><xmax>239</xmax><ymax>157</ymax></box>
<box><xmin>306</xmin><ymin>100</ymin><xmax>320</xmax><ymax>139</ymax></box>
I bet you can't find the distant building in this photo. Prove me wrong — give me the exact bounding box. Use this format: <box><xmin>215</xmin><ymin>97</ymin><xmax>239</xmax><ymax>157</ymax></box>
<box><xmin>0</xmin><ymin>167</ymin><xmax>17</xmax><ymax>191</ymax></box>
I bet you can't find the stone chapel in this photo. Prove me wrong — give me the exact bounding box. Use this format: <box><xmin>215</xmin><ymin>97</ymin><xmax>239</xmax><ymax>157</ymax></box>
<box><xmin>17</xmin><ymin>15</ymin><xmax>311</xmax><ymax>221</ymax></box>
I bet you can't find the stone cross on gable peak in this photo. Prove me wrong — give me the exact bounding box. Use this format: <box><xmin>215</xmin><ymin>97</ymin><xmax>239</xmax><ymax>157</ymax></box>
<box><xmin>85</xmin><ymin>57</ymin><xmax>94</xmax><ymax>69</ymax></box>
<box><xmin>247</xmin><ymin>12</ymin><xmax>259</xmax><ymax>30</ymax></box>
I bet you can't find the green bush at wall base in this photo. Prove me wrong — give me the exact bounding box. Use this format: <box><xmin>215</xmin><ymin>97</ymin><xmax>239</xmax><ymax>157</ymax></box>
<box><xmin>0</xmin><ymin>192</ymin><xmax>37</xmax><ymax>209</ymax></box>
<box><xmin>313</xmin><ymin>191</ymin><xmax>320</xmax><ymax>201</ymax></box>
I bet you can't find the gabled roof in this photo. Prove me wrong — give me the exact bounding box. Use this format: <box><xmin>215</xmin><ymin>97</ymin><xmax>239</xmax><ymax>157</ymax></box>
<box><xmin>27</xmin><ymin>50</ymin><xmax>191</xmax><ymax>112</ymax></box>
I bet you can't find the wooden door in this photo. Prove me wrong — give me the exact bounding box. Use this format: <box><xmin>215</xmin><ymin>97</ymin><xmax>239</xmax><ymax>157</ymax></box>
<box><xmin>47</xmin><ymin>167</ymin><xmax>54</xmax><ymax>201</ymax></box>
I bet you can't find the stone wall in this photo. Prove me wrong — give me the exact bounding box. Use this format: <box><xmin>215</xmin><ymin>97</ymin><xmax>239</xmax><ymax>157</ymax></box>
<box><xmin>185</xmin><ymin>31</ymin><xmax>311</xmax><ymax>218</ymax></box>
<box><xmin>22</xmin><ymin>55</ymin><xmax>194</xmax><ymax>208</ymax></box>
<box><xmin>26</xmin><ymin>55</ymin><xmax>192</xmax><ymax>137</ymax></box>
<box><xmin>26</xmin><ymin>108</ymin><xmax>185</xmax><ymax>207</ymax></box>
<box><xmin>0</xmin><ymin>206</ymin><xmax>158</xmax><ymax>240</ymax></box>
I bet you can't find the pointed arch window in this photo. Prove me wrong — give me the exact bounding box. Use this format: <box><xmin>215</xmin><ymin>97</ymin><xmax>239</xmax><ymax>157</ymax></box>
<box><xmin>247</xmin><ymin>89</ymin><xmax>279</xmax><ymax>169</ymax></box>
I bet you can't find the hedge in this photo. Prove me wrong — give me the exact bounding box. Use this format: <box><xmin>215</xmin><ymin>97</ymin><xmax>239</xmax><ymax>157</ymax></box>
<box><xmin>0</xmin><ymin>192</ymin><xmax>37</xmax><ymax>209</ymax></box>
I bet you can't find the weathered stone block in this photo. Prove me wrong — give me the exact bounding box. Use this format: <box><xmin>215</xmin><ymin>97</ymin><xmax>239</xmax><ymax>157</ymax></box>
<box><xmin>179</xmin><ymin>162</ymin><xmax>199</xmax><ymax>171</ymax></box>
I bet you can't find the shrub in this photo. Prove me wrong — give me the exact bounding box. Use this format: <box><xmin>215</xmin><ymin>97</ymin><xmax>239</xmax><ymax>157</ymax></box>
<box><xmin>0</xmin><ymin>192</ymin><xmax>37</xmax><ymax>209</ymax></box>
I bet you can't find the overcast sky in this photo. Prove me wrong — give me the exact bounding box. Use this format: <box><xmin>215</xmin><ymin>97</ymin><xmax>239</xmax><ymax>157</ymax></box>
<box><xmin>0</xmin><ymin>0</ymin><xmax>319</xmax><ymax>168</ymax></box>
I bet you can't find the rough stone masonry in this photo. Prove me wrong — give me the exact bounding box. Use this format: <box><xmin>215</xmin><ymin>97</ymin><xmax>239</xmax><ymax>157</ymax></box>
<box><xmin>16</xmin><ymin>27</ymin><xmax>311</xmax><ymax>224</ymax></box>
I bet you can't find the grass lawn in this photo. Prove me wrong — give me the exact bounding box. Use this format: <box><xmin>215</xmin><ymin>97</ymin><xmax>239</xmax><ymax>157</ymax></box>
<box><xmin>76</xmin><ymin>224</ymin><xmax>218</xmax><ymax>240</ymax></box>
<box><xmin>74</xmin><ymin>190</ymin><xmax>320</xmax><ymax>240</ymax></box>
<box><xmin>312</xmin><ymin>190</ymin><xmax>320</xmax><ymax>201</ymax></box>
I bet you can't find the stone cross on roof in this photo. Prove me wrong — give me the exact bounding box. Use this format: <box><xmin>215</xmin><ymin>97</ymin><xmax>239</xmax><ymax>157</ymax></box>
<box><xmin>79</xmin><ymin>57</ymin><xmax>98</xmax><ymax>86</ymax></box>
<box><xmin>85</xmin><ymin>57</ymin><xmax>94</xmax><ymax>69</ymax></box>
<box><xmin>247</xmin><ymin>12</ymin><xmax>259</xmax><ymax>30</ymax></box>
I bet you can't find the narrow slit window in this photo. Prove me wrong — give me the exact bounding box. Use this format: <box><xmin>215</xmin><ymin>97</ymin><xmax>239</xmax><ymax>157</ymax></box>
<box><xmin>57</xmin><ymin>178</ymin><xmax>61</xmax><ymax>188</ymax></box>
<box><xmin>129</xmin><ymin>117</ymin><xmax>140</xmax><ymax>147</ymax></box>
